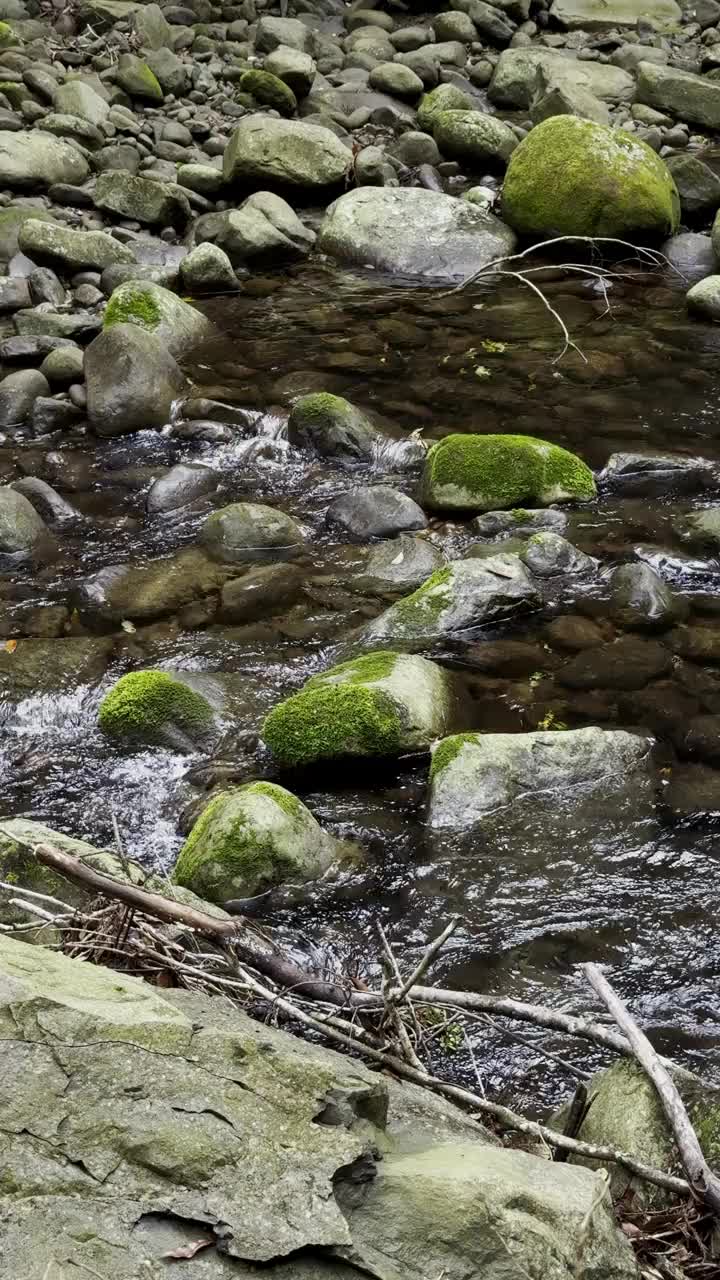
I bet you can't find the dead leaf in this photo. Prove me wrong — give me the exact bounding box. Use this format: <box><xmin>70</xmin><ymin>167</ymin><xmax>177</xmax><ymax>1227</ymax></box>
<box><xmin>120</xmin><ymin>619</ymin><xmax>136</xmax><ymax>634</ymax></box>
<box><xmin>162</xmin><ymin>1238</ymin><xmax>213</xmax><ymax>1260</ymax></box>
<box><xmin>4</xmin><ymin>639</ymin><xmax>17</xmax><ymax>653</ymax></box>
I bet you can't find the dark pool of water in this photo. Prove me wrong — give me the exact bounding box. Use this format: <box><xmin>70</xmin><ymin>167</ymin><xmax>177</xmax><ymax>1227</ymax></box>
<box><xmin>3</xmin><ymin>255</ymin><xmax>720</xmax><ymax>1112</ymax></box>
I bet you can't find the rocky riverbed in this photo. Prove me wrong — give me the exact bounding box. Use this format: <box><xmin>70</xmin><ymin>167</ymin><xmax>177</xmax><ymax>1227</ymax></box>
<box><xmin>1</xmin><ymin>0</ymin><xmax>720</xmax><ymax>1232</ymax></box>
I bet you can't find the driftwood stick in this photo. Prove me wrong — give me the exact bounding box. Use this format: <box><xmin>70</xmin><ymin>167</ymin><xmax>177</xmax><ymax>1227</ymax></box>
<box><xmin>583</xmin><ymin>963</ymin><xmax>720</xmax><ymax>1215</ymax></box>
<box><xmin>555</xmin><ymin>1083</ymin><xmax>590</xmax><ymax>1163</ymax></box>
<box><xmin>396</xmin><ymin>916</ymin><xmax>460</xmax><ymax>1000</ymax></box>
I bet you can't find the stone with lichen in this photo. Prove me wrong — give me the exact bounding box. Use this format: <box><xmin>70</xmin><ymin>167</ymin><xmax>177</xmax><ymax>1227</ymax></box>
<box><xmin>422</xmin><ymin>434</ymin><xmax>596</xmax><ymax>513</ymax></box>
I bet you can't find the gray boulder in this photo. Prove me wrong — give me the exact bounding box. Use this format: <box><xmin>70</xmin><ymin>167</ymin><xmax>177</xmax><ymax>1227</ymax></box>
<box><xmin>93</xmin><ymin>169</ymin><xmax>191</xmax><ymax>226</ymax></box>
<box><xmin>11</xmin><ymin>477</ymin><xmax>82</xmax><ymax>529</ymax></box>
<box><xmin>610</xmin><ymin>562</ymin><xmax>683</xmax><ymax>630</ymax></box>
<box><xmin>84</xmin><ymin>323</ymin><xmax>187</xmax><ymax>436</ymax></box>
<box><xmin>18</xmin><ymin>218</ymin><xmax>134</xmax><ymax>270</ymax></box>
<box><xmin>103</xmin><ymin>280</ymin><xmax>214</xmax><ymax>358</ymax></box>
<box><xmin>356</xmin><ymin>535</ymin><xmax>446</xmax><ymax>594</ymax></box>
<box><xmin>76</xmin><ymin>549</ymin><xmax>232</xmax><ymax>624</ymax></box>
<box><xmin>636</xmin><ymin>61</ymin><xmax>720</xmax><ymax>130</ymax></box>
<box><xmin>255</xmin><ymin>14</ymin><xmax>313</xmax><ymax>53</ymax></box>
<box><xmin>674</xmin><ymin>505</ymin><xmax>720</xmax><ymax>551</ymax></box>
<box><xmin>53</xmin><ymin>80</ymin><xmax>109</xmax><ymax>126</ymax></box>
<box><xmin>223</xmin><ymin>115</ymin><xmax>352</xmax><ymax>189</ymax></box>
<box><xmin>0</xmin><ymin>486</ymin><xmax>47</xmax><ymax>557</ymax></box>
<box><xmin>133</xmin><ymin>1</ymin><xmax>171</xmax><ymax>49</ymax></box>
<box><xmin>264</xmin><ymin>45</ymin><xmax>317</xmax><ymax>98</ymax></box>
<box><xmin>363</xmin><ymin>553</ymin><xmax>541</xmax><ymax>645</ymax></box>
<box><xmin>687</xmin><ymin>275</ymin><xmax>720</xmax><ymax>321</ymax></box>
<box><xmin>369</xmin><ymin>62</ymin><xmax>425</xmax><ymax>99</ymax></box>
<box><xmin>666</xmin><ymin>154</ymin><xmax>720</xmax><ymax>218</ymax></box>
<box><xmin>205</xmin><ymin>191</ymin><xmax>315</xmax><ymax>264</ymax></box>
<box><xmin>432</xmin><ymin>109</ymin><xmax>518</xmax><ymax>167</ymax></box>
<box><xmin>489</xmin><ymin>49</ymin><xmax>634</xmax><ymax>109</ymax></box>
<box><xmin>0</xmin><ymin>368</ymin><xmax>49</xmax><ymax>427</ymax></box>
<box><xmin>661</xmin><ymin>231</ymin><xmax>715</xmax><ymax>283</ymax></box>
<box><xmin>520</xmin><ymin>531</ymin><xmax>596</xmax><ymax>577</ymax></box>
<box><xmin>0</xmin><ymin>129</ymin><xmax>90</xmax><ymax>187</ymax></box>
<box><xmin>146</xmin><ymin>463</ymin><xmax>219</xmax><ymax>515</ymax></box>
<box><xmin>326</xmin><ymin>486</ymin><xmax>427</xmax><ymax>539</ymax></box>
<box><xmin>600</xmin><ymin>450</ymin><xmax>717</xmax><ymax>495</ymax></box>
<box><xmin>428</xmin><ymin>726</ymin><xmax>654</xmax><ymax>829</ymax></box>
<box><xmin>179</xmin><ymin>242</ymin><xmax>237</xmax><ymax>293</ymax></box>
<box><xmin>145</xmin><ymin>46</ymin><xmax>189</xmax><ymax>96</ymax></box>
<box><xmin>550</xmin><ymin>0</ymin><xmax>680</xmax><ymax>26</ymax></box>
<box><xmin>289</xmin><ymin>392</ymin><xmax>379</xmax><ymax>460</ymax></box>
<box><xmin>200</xmin><ymin>502</ymin><xmax>305</xmax><ymax>564</ymax></box>
<box><xmin>318</xmin><ymin>187</ymin><xmax>516</xmax><ymax>283</ymax></box>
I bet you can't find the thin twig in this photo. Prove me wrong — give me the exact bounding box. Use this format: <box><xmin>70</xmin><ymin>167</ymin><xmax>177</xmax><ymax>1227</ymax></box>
<box><xmin>396</xmin><ymin>916</ymin><xmax>460</xmax><ymax>1000</ymax></box>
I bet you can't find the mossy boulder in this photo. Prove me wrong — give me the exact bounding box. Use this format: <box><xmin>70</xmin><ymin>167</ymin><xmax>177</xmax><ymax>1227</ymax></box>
<box><xmin>239</xmin><ymin>69</ymin><xmax>297</xmax><ymax>117</ymax></box>
<box><xmin>98</xmin><ymin>669</ymin><xmax>216</xmax><ymax>750</ymax></box>
<box><xmin>500</xmin><ymin>116</ymin><xmax>680</xmax><ymax>240</ymax></box>
<box><xmin>417</xmin><ymin>83</ymin><xmax>474</xmax><ymax>132</ymax></box>
<box><xmin>199</xmin><ymin>502</ymin><xmax>304</xmax><ymax>564</ymax></box>
<box><xmin>115</xmin><ymin>52</ymin><xmax>163</xmax><ymax>101</ymax></box>
<box><xmin>103</xmin><ymin>280</ymin><xmax>214</xmax><ymax>358</ymax></box>
<box><xmin>433</xmin><ymin>110</ymin><xmax>518</xmax><ymax>168</ymax></box>
<box><xmin>262</xmin><ymin>651</ymin><xmax>455</xmax><ymax>768</ymax></box>
<box><xmin>553</xmin><ymin>1057</ymin><xmax>720</xmax><ymax>1206</ymax></box>
<box><xmin>288</xmin><ymin>392</ymin><xmax>379</xmax><ymax>460</ymax></box>
<box><xmin>173</xmin><ymin>781</ymin><xmax>344</xmax><ymax>901</ymax></box>
<box><xmin>422</xmin><ymin>434</ymin><xmax>596</xmax><ymax>513</ymax></box>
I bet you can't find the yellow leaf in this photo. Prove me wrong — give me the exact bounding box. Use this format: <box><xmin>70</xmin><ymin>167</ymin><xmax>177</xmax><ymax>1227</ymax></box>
<box><xmin>4</xmin><ymin>639</ymin><xmax>17</xmax><ymax>653</ymax></box>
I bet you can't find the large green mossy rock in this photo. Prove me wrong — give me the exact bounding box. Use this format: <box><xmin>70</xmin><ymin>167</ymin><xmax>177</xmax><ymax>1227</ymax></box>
<box><xmin>288</xmin><ymin>392</ymin><xmax>379</xmax><ymax>460</ymax></box>
<box><xmin>553</xmin><ymin>1057</ymin><xmax>720</xmax><ymax>1206</ymax></box>
<box><xmin>501</xmin><ymin>116</ymin><xmax>679</xmax><ymax>240</ymax></box>
<box><xmin>262</xmin><ymin>651</ymin><xmax>455</xmax><ymax>768</ymax></box>
<box><xmin>103</xmin><ymin>280</ymin><xmax>214</xmax><ymax>357</ymax></box>
<box><xmin>0</xmin><ymin>817</ymin><xmax>230</xmax><ymax>933</ymax></box>
<box><xmin>98</xmin><ymin>669</ymin><xmax>216</xmax><ymax>750</ymax></box>
<box><xmin>115</xmin><ymin>51</ymin><xmax>163</xmax><ymax>101</ymax></box>
<box><xmin>422</xmin><ymin>433</ymin><xmax>596</xmax><ymax>513</ymax></box>
<box><xmin>173</xmin><ymin>781</ymin><xmax>344</xmax><ymax>901</ymax></box>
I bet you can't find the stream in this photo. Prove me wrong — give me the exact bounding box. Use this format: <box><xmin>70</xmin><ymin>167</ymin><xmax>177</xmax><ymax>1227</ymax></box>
<box><xmin>3</xmin><ymin>254</ymin><xmax>720</xmax><ymax>1114</ymax></box>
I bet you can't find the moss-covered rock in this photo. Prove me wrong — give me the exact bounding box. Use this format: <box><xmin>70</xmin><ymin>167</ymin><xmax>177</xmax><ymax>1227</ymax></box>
<box><xmin>200</xmin><ymin>502</ymin><xmax>304</xmax><ymax>564</ymax></box>
<box><xmin>433</xmin><ymin>110</ymin><xmax>518</xmax><ymax>168</ymax></box>
<box><xmin>239</xmin><ymin>69</ymin><xmax>297</xmax><ymax>116</ymax></box>
<box><xmin>417</xmin><ymin>83</ymin><xmax>475</xmax><ymax>132</ymax></box>
<box><xmin>422</xmin><ymin>433</ymin><xmax>596</xmax><ymax>513</ymax></box>
<box><xmin>115</xmin><ymin>51</ymin><xmax>163</xmax><ymax>101</ymax></box>
<box><xmin>173</xmin><ymin>781</ymin><xmax>343</xmax><ymax>901</ymax></box>
<box><xmin>288</xmin><ymin>392</ymin><xmax>379</xmax><ymax>460</ymax></box>
<box><xmin>98</xmin><ymin>669</ymin><xmax>215</xmax><ymax>749</ymax></box>
<box><xmin>103</xmin><ymin>280</ymin><xmax>214</xmax><ymax>357</ymax></box>
<box><xmin>501</xmin><ymin>116</ymin><xmax>679</xmax><ymax>240</ymax></box>
<box><xmin>262</xmin><ymin>650</ymin><xmax>455</xmax><ymax>768</ymax></box>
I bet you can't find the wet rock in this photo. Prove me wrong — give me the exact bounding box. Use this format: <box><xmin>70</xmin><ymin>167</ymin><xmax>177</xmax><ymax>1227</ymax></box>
<box><xmin>204</xmin><ymin>192</ymin><xmax>315</xmax><ymax>264</ymax></box>
<box><xmin>545</xmin><ymin>614</ymin><xmax>606</xmax><ymax>651</ymax></box>
<box><xmin>674</xmin><ymin>506</ymin><xmax>720</xmax><ymax>551</ymax></box>
<box><xmin>175</xmin><ymin>782</ymin><xmax>346</xmax><ymax>901</ymax></box>
<box><xmin>557</xmin><ymin>636</ymin><xmax>672</xmax><ymax>690</ymax></box>
<box><xmin>0</xmin><ymin>129</ymin><xmax>89</xmax><ymax>187</ymax></box>
<box><xmin>115</xmin><ymin>52</ymin><xmax>163</xmax><ymax>102</ymax></box>
<box><xmin>93</xmin><ymin>170</ymin><xmax>191</xmax><ymax>227</ymax></box>
<box><xmin>472</xmin><ymin>508</ymin><xmax>568</xmax><ymax>536</ymax></box>
<box><xmin>610</xmin><ymin>562</ymin><xmax>684</xmax><ymax>630</ymax></box>
<box><xmin>289</xmin><ymin>392</ymin><xmax>379</xmax><ymax>460</ymax></box>
<box><xmin>433</xmin><ymin>110</ymin><xmax>518</xmax><ymax>168</ymax></box>
<box><xmin>223</xmin><ymin>115</ymin><xmax>352</xmax><ymax>189</ymax></box>
<box><xmin>489</xmin><ymin>49</ymin><xmax>634</xmax><ymax>110</ymax></box>
<box><xmin>355</xmin><ymin>534</ymin><xmax>446</xmax><ymax>593</ymax></box>
<box><xmin>466</xmin><ymin>536</ymin><xmax>527</xmax><ymax>560</ymax></box>
<box><xmin>179</xmin><ymin>242</ymin><xmax>237</xmax><ymax>292</ymax></box>
<box><xmin>666</xmin><ymin>154</ymin><xmax>720</xmax><ymax>219</ymax></box>
<box><xmin>668</xmin><ymin>623</ymin><xmax>720</xmax><ymax>662</ymax></box>
<box><xmin>665</xmin><ymin>762</ymin><xmax>720</xmax><ymax>816</ymax></box>
<box><xmin>31</xmin><ymin>395</ymin><xmax>85</xmax><ymax>434</ymax></box>
<box><xmin>18</xmin><ymin>218</ymin><xmax>135</xmax><ymax>270</ymax></box>
<box><xmin>220</xmin><ymin>563</ymin><xmax>304</xmax><ymax>622</ymax></box>
<box><xmin>11</xmin><ymin>476</ymin><xmax>82</xmax><ymax>528</ymax></box>
<box><xmin>0</xmin><ymin>635</ymin><xmax>113</xmax><ymax>699</ymax></box>
<box><xmin>422</xmin><ymin>434</ymin><xmax>595</xmax><ymax>512</ymax></box>
<box><xmin>634</xmin><ymin>542</ymin><xmax>715</xmax><ymax>581</ymax></box>
<box><xmin>600</xmin><ymin>451</ymin><xmax>717</xmax><ymax>495</ymax></box>
<box><xmin>0</xmin><ymin>485</ymin><xmax>46</xmax><ymax>558</ymax></box>
<box><xmin>264</xmin><ymin>46</ymin><xmax>317</xmax><ymax>99</ymax></box>
<box><xmin>501</xmin><ymin>116</ymin><xmax>679</xmax><ymax>240</ymax></box>
<box><xmin>103</xmin><ymin>280</ymin><xmax>214</xmax><ymax>358</ymax></box>
<box><xmin>40</xmin><ymin>345</ymin><xmax>85</xmax><ymax>385</ymax></box>
<box><xmin>0</xmin><ymin>367</ymin><xmax>48</xmax><ymax>427</ymax></box>
<box><xmin>687</xmin><ymin>275</ymin><xmax>720</xmax><ymax>322</ymax></box>
<box><xmin>146</xmin><ymin>463</ymin><xmax>219</xmax><ymax>516</ymax></box>
<box><xmin>0</xmin><ymin>275</ymin><xmax>29</xmax><ymax>310</ymax></box>
<box><xmin>0</xmin><ymin>335</ymin><xmax>79</xmax><ymax>362</ymax></box>
<box><xmin>428</xmin><ymin>726</ymin><xmax>654</xmax><ymax>829</ymax></box>
<box><xmin>326</xmin><ymin>486</ymin><xmax>427</xmax><ymax>540</ymax></box>
<box><xmin>636</xmin><ymin>62</ymin><xmax>720</xmax><ymax>131</ymax></box>
<box><xmin>76</xmin><ymin>548</ymin><xmax>231</xmax><ymax>626</ymax></box>
<box><xmin>463</xmin><ymin>638</ymin><xmax>549</xmax><ymax>675</ymax></box>
<box><xmin>99</xmin><ymin>668</ymin><xmax>216</xmax><ymax>751</ymax></box>
<box><xmin>521</xmin><ymin>531</ymin><xmax>595</xmax><ymax>577</ymax></box>
<box><xmin>676</xmin><ymin>713</ymin><xmax>720</xmax><ymax>762</ymax></box>
<box><xmin>262</xmin><ymin>650</ymin><xmax>456</xmax><ymax>767</ymax></box>
<box><xmin>550</xmin><ymin>0</ymin><xmax>679</xmax><ymax>26</ymax></box>
<box><xmin>84</xmin><ymin>323</ymin><xmax>187</xmax><ymax>437</ymax></box>
<box><xmin>318</xmin><ymin>187</ymin><xmax>516</xmax><ymax>284</ymax></box>
<box><xmin>200</xmin><ymin>502</ymin><xmax>304</xmax><ymax>565</ymax></box>
<box><xmin>363</xmin><ymin>553</ymin><xmax>541</xmax><ymax>646</ymax></box>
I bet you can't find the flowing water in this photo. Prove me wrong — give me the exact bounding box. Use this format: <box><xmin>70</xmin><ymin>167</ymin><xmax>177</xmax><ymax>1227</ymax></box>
<box><xmin>3</xmin><ymin>254</ymin><xmax>720</xmax><ymax>1112</ymax></box>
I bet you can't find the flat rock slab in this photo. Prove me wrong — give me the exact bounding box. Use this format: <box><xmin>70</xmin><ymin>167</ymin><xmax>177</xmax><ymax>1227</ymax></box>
<box><xmin>550</xmin><ymin>0</ymin><xmax>680</xmax><ymax>27</ymax></box>
<box><xmin>318</xmin><ymin>187</ymin><xmax>517</xmax><ymax>283</ymax></box>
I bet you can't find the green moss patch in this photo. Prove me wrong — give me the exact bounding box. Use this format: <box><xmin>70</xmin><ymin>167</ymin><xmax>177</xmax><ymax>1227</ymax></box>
<box><xmin>308</xmin><ymin>650</ymin><xmax>399</xmax><ymax>688</ymax></box>
<box><xmin>422</xmin><ymin>433</ymin><xmax>596</xmax><ymax>512</ymax></box>
<box><xmin>263</xmin><ymin>682</ymin><xmax>403</xmax><ymax>768</ymax></box>
<box><xmin>104</xmin><ymin>283</ymin><xmax>161</xmax><ymax>332</ymax></box>
<box><xmin>239</xmin><ymin>69</ymin><xmax>297</xmax><ymax>116</ymax></box>
<box><xmin>98</xmin><ymin>670</ymin><xmax>214</xmax><ymax>745</ymax></box>
<box><xmin>429</xmin><ymin>732</ymin><xmax>478</xmax><ymax>782</ymax></box>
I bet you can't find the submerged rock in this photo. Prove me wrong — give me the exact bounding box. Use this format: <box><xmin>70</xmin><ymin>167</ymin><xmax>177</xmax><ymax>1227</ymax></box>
<box><xmin>98</xmin><ymin>669</ymin><xmax>216</xmax><ymax>750</ymax></box>
<box><xmin>318</xmin><ymin>187</ymin><xmax>517</xmax><ymax>283</ymax></box>
<box><xmin>262</xmin><ymin>650</ymin><xmax>455</xmax><ymax>767</ymax></box>
<box><xmin>422</xmin><ymin>434</ymin><xmax>596</xmax><ymax>513</ymax></box>
<box><xmin>355</xmin><ymin>535</ymin><xmax>446</xmax><ymax>594</ymax></box>
<box><xmin>84</xmin><ymin>323</ymin><xmax>187</xmax><ymax>436</ymax></box>
<box><xmin>600</xmin><ymin>451</ymin><xmax>717</xmax><ymax>495</ymax></box>
<box><xmin>146</xmin><ymin>463</ymin><xmax>219</xmax><ymax>515</ymax></box>
<box><xmin>289</xmin><ymin>392</ymin><xmax>379</xmax><ymax>460</ymax></box>
<box><xmin>428</xmin><ymin>726</ymin><xmax>654</xmax><ymax>829</ymax></box>
<box><xmin>103</xmin><ymin>280</ymin><xmax>214</xmax><ymax>358</ymax></box>
<box><xmin>362</xmin><ymin>554</ymin><xmax>541</xmax><ymax>645</ymax></box>
<box><xmin>501</xmin><ymin>116</ymin><xmax>680</xmax><ymax>240</ymax></box>
<box><xmin>610</xmin><ymin>562</ymin><xmax>684</xmax><ymax>630</ymax></box>
<box><xmin>520</xmin><ymin>531</ymin><xmax>595</xmax><ymax>577</ymax></box>
<box><xmin>174</xmin><ymin>781</ymin><xmax>344</xmax><ymax>901</ymax></box>
<box><xmin>0</xmin><ymin>485</ymin><xmax>47</xmax><ymax>558</ymax></box>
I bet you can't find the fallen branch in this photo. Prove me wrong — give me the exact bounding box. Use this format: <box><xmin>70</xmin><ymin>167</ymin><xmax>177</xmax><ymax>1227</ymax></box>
<box><xmin>584</xmin><ymin>964</ymin><xmax>720</xmax><ymax>1216</ymax></box>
